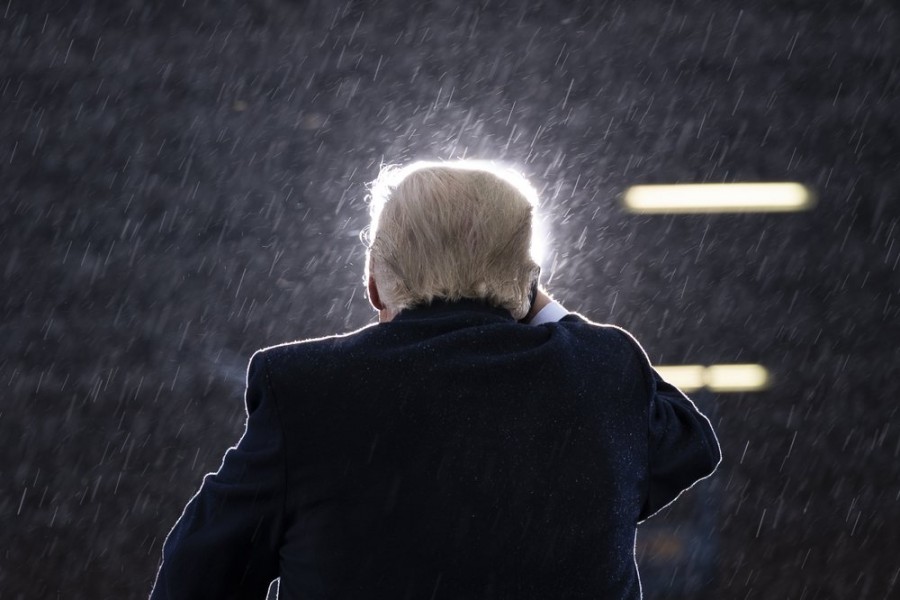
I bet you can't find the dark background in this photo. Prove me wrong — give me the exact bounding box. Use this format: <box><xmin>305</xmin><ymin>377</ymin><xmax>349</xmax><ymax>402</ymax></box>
<box><xmin>2</xmin><ymin>0</ymin><xmax>898</xmax><ymax>597</ymax></box>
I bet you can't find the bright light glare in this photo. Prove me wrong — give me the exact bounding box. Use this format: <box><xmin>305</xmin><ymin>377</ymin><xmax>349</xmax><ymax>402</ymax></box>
<box><xmin>622</xmin><ymin>183</ymin><xmax>814</xmax><ymax>213</ymax></box>
<box><xmin>654</xmin><ymin>364</ymin><xmax>771</xmax><ymax>393</ymax></box>
<box><xmin>530</xmin><ymin>211</ymin><xmax>550</xmax><ymax>267</ymax></box>
<box><xmin>654</xmin><ymin>365</ymin><xmax>706</xmax><ymax>392</ymax></box>
<box><xmin>705</xmin><ymin>364</ymin><xmax>770</xmax><ymax>392</ymax></box>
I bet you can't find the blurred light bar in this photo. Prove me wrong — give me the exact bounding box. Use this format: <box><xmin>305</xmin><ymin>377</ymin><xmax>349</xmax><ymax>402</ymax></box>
<box><xmin>705</xmin><ymin>364</ymin><xmax>770</xmax><ymax>392</ymax></box>
<box><xmin>654</xmin><ymin>365</ymin><xmax>706</xmax><ymax>392</ymax></box>
<box><xmin>622</xmin><ymin>183</ymin><xmax>814</xmax><ymax>213</ymax></box>
<box><xmin>655</xmin><ymin>364</ymin><xmax>771</xmax><ymax>393</ymax></box>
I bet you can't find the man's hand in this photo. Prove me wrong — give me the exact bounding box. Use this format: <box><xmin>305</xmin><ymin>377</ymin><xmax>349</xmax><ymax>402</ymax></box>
<box><xmin>521</xmin><ymin>287</ymin><xmax>553</xmax><ymax>323</ymax></box>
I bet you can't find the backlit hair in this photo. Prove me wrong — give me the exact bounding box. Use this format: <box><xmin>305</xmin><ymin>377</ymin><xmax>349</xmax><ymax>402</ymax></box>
<box><xmin>365</xmin><ymin>160</ymin><xmax>540</xmax><ymax>319</ymax></box>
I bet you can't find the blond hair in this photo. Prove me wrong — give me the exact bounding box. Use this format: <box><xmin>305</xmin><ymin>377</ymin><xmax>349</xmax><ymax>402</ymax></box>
<box><xmin>365</xmin><ymin>161</ymin><xmax>540</xmax><ymax>320</ymax></box>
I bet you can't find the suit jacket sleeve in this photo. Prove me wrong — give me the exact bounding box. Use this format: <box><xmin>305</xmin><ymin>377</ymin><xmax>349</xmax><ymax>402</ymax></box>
<box><xmin>617</xmin><ymin>331</ymin><xmax>722</xmax><ymax>522</ymax></box>
<box><xmin>150</xmin><ymin>351</ymin><xmax>285</xmax><ymax>600</ymax></box>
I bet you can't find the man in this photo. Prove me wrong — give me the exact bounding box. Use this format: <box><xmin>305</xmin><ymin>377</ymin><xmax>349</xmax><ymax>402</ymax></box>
<box><xmin>150</xmin><ymin>161</ymin><xmax>721</xmax><ymax>599</ymax></box>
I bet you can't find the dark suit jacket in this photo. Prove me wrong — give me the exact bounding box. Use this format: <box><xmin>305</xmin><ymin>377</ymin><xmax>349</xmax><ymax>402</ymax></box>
<box><xmin>150</xmin><ymin>300</ymin><xmax>720</xmax><ymax>599</ymax></box>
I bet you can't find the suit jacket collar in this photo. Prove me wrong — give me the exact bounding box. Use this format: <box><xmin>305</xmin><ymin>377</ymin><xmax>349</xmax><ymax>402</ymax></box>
<box><xmin>392</xmin><ymin>298</ymin><xmax>515</xmax><ymax>322</ymax></box>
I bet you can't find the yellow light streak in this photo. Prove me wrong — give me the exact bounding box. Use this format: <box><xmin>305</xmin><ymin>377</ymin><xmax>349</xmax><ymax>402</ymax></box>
<box><xmin>654</xmin><ymin>364</ymin><xmax>771</xmax><ymax>393</ymax></box>
<box><xmin>654</xmin><ymin>365</ymin><xmax>706</xmax><ymax>392</ymax></box>
<box><xmin>705</xmin><ymin>364</ymin><xmax>770</xmax><ymax>392</ymax></box>
<box><xmin>622</xmin><ymin>183</ymin><xmax>814</xmax><ymax>213</ymax></box>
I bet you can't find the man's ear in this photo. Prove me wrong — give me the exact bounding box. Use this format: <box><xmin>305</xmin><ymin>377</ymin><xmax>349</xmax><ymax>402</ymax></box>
<box><xmin>367</xmin><ymin>275</ymin><xmax>386</xmax><ymax>311</ymax></box>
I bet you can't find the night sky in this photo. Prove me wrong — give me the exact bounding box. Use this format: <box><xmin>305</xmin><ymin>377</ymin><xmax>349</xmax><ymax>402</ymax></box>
<box><xmin>2</xmin><ymin>0</ymin><xmax>899</xmax><ymax>598</ymax></box>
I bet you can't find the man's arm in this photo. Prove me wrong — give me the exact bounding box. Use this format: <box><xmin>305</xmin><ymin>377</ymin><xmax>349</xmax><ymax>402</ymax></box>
<box><xmin>640</xmin><ymin>368</ymin><xmax>721</xmax><ymax>519</ymax></box>
<box><xmin>524</xmin><ymin>292</ymin><xmax>720</xmax><ymax>520</ymax></box>
<box><xmin>150</xmin><ymin>351</ymin><xmax>284</xmax><ymax>600</ymax></box>
<box><xmin>621</xmin><ymin>337</ymin><xmax>721</xmax><ymax>521</ymax></box>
